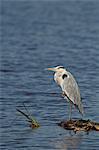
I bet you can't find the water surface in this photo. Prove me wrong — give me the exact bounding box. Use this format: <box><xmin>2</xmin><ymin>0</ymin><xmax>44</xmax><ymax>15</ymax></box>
<box><xmin>1</xmin><ymin>1</ymin><xmax>99</xmax><ymax>150</ymax></box>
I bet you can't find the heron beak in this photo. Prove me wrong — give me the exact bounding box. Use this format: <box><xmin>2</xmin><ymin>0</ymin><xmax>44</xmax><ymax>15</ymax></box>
<box><xmin>47</xmin><ymin>68</ymin><xmax>56</xmax><ymax>72</ymax></box>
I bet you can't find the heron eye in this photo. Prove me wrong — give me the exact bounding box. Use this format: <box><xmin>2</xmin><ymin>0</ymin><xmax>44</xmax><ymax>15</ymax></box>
<box><xmin>62</xmin><ymin>74</ymin><xmax>68</xmax><ymax>79</ymax></box>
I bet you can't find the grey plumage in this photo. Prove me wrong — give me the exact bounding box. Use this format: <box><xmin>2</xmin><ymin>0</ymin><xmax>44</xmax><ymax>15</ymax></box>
<box><xmin>62</xmin><ymin>71</ymin><xmax>84</xmax><ymax>115</ymax></box>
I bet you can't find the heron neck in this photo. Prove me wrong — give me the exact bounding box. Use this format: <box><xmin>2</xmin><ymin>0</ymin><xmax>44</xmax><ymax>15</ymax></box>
<box><xmin>54</xmin><ymin>72</ymin><xmax>63</xmax><ymax>87</ymax></box>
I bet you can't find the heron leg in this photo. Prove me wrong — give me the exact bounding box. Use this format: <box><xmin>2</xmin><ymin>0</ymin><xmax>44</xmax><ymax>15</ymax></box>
<box><xmin>69</xmin><ymin>101</ymin><xmax>72</xmax><ymax>120</ymax></box>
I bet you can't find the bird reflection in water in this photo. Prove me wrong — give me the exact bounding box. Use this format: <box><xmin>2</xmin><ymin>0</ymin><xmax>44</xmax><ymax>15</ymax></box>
<box><xmin>53</xmin><ymin>134</ymin><xmax>82</xmax><ymax>150</ymax></box>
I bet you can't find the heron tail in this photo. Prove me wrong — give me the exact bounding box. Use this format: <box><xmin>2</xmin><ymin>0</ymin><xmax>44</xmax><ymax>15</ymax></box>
<box><xmin>77</xmin><ymin>102</ymin><xmax>84</xmax><ymax>116</ymax></box>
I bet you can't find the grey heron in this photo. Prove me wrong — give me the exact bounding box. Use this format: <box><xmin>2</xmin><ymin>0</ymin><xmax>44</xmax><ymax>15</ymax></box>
<box><xmin>47</xmin><ymin>66</ymin><xmax>84</xmax><ymax>119</ymax></box>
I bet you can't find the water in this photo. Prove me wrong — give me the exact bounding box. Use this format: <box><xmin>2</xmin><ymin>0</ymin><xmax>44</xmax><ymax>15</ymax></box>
<box><xmin>1</xmin><ymin>0</ymin><xmax>99</xmax><ymax>149</ymax></box>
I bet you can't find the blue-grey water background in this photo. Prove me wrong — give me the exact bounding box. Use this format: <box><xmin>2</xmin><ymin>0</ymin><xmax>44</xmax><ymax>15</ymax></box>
<box><xmin>0</xmin><ymin>0</ymin><xmax>99</xmax><ymax>150</ymax></box>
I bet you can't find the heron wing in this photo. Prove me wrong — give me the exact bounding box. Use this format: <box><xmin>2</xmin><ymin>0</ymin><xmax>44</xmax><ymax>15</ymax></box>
<box><xmin>62</xmin><ymin>72</ymin><xmax>84</xmax><ymax>115</ymax></box>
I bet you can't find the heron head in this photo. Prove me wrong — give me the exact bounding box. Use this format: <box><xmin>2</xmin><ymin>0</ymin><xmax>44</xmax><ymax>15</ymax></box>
<box><xmin>47</xmin><ymin>66</ymin><xmax>65</xmax><ymax>72</ymax></box>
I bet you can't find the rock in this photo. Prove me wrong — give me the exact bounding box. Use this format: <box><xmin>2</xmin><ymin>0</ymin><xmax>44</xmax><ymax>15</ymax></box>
<box><xmin>58</xmin><ymin>119</ymin><xmax>99</xmax><ymax>132</ymax></box>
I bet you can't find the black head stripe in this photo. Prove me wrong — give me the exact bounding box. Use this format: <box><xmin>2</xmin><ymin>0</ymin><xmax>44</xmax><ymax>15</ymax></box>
<box><xmin>58</xmin><ymin>66</ymin><xmax>64</xmax><ymax>69</ymax></box>
<box><xmin>62</xmin><ymin>74</ymin><xmax>67</xmax><ymax>79</ymax></box>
